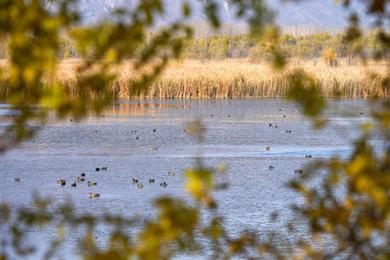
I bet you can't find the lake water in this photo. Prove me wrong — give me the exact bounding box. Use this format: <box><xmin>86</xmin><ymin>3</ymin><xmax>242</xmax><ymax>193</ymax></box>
<box><xmin>0</xmin><ymin>99</ymin><xmax>383</xmax><ymax>257</ymax></box>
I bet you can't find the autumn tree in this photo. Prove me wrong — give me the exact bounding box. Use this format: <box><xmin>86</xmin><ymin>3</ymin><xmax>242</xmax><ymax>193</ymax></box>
<box><xmin>322</xmin><ymin>47</ymin><xmax>338</xmax><ymax>66</ymax></box>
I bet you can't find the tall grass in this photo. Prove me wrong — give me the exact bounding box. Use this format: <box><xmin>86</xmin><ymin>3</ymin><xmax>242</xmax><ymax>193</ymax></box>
<box><xmin>1</xmin><ymin>59</ymin><xmax>388</xmax><ymax>99</ymax></box>
<box><xmin>144</xmin><ymin>60</ymin><xmax>387</xmax><ymax>99</ymax></box>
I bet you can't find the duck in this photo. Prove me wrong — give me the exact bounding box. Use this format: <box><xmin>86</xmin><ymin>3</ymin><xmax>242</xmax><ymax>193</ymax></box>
<box><xmin>160</xmin><ymin>181</ymin><xmax>168</xmax><ymax>188</ymax></box>
<box><xmin>294</xmin><ymin>169</ymin><xmax>304</xmax><ymax>174</ymax></box>
<box><xmin>77</xmin><ymin>177</ymin><xmax>85</xmax><ymax>183</ymax></box>
<box><xmin>14</xmin><ymin>176</ymin><xmax>21</xmax><ymax>183</ymax></box>
<box><xmin>88</xmin><ymin>181</ymin><xmax>97</xmax><ymax>187</ymax></box>
<box><xmin>269</xmin><ymin>166</ymin><xmax>274</xmax><ymax>171</ymax></box>
<box><xmin>153</xmin><ymin>129</ymin><xmax>157</xmax><ymax>133</ymax></box>
<box><xmin>149</xmin><ymin>179</ymin><xmax>155</xmax><ymax>183</ymax></box>
<box><xmin>168</xmin><ymin>171</ymin><xmax>176</xmax><ymax>176</ymax></box>
<box><xmin>57</xmin><ymin>179</ymin><xmax>66</xmax><ymax>186</ymax></box>
<box><xmin>71</xmin><ymin>182</ymin><xmax>77</xmax><ymax>187</ymax></box>
<box><xmin>285</xmin><ymin>130</ymin><xmax>292</xmax><ymax>133</ymax></box>
<box><xmin>88</xmin><ymin>192</ymin><xmax>100</xmax><ymax>199</ymax></box>
<box><xmin>137</xmin><ymin>183</ymin><xmax>144</xmax><ymax>189</ymax></box>
<box><xmin>264</xmin><ymin>146</ymin><xmax>271</xmax><ymax>151</ymax></box>
<box><xmin>95</xmin><ymin>167</ymin><xmax>101</xmax><ymax>172</ymax></box>
<box><xmin>101</xmin><ymin>166</ymin><xmax>107</xmax><ymax>171</ymax></box>
<box><xmin>80</xmin><ymin>172</ymin><xmax>86</xmax><ymax>177</ymax></box>
<box><xmin>132</xmin><ymin>178</ymin><xmax>139</xmax><ymax>184</ymax></box>
<box><xmin>305</xmin><ymin>155</ymin><xmax>313</xmax><ymax>159</ymax></box>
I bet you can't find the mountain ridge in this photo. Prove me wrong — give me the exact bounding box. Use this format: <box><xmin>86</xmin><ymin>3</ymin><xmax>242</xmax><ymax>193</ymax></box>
<box><xmin>77</xmin><ymin>0</ymin><xmax>367</xmax><ymax>30</ymax></box>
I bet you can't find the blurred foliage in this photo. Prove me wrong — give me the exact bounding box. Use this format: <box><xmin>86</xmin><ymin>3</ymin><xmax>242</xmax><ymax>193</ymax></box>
<box><xmin>0</xmin><ymin>0</ymin><xmax>390</xmax><ymax>259</ymax></box>
<box><xmin>285</xmin><ymin>68</ymin><xmax>328</xmax><ymax>128</ymax></box>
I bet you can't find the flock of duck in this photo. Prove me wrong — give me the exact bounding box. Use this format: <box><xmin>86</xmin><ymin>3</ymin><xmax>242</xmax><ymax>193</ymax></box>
<box><xmin>264</xmin><ymin>112</ymin><xmax>312</xmax><ymax>174</ymax></box>
<box><xmin>13</xmin><ymin>165</ymin><xmax>176</xmax><ymax>199</ymax></box>
<box><xmin>12</xmin><ymin>111</ymin><xmax>316</xmax><ymax>198</ymax></box>
<box><xmin>53</xmin><ymin>167</ymin><xmax>107</xmax><ymax>198</ymax></box>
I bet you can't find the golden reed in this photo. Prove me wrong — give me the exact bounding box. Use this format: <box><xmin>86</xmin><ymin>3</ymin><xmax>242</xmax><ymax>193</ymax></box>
<box><xmin>1</xmin><ymin>59</ymin><xmax>388</xmax><ymax>99</ymax></box>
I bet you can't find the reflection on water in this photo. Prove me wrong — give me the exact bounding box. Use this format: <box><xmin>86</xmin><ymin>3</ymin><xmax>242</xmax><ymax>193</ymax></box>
<box><xmin>0</xmin><ymin>99</ymin><xmax>384</xmax><ymax>257</ymax></box>
<box><xmin>108</xmin><ymin>101</ymin><xmax>191</xmax><ymax>117</ymax></box>
<box><xmin>0</xmin><ymin>101</ymin><xmax>190</xmax><ymax>122</ymax></box>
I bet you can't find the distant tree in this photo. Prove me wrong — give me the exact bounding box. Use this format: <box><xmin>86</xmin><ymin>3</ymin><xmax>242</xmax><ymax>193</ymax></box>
<box><xmin>322</xmin><ymin>47</ymin><xmax>338</xmax><ymax>66</ymax></box>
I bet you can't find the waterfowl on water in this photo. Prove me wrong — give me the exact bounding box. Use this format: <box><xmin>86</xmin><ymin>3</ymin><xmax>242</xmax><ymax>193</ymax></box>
<box><xmin>149</xmin><ymin>179</ymin><xmax>155</xmax><ymax>183</ymax></box>
<box><xmin>81</xmin><ymin>172</ymin><xmax>86</xmax><ymax>177</ymax></box>
<box><xmin>77</xmin><ymin>177</ymin><xmax>85</xmax><ymax>183</ymax></box>
<box><xmin>136</xmin><ymin>136</ymin><xmax>139</xmax><ymax>140</ymax></box>
<box><xmin>294</xmin><ymin>169</ymin><xmax>304</xmax><ymax>174</ymax></box>
<box><xmin>71</xmin><ymin>182</ymin><xmax>77</xmax><ymax>187</ymax></box>
<box><xmin>14</xmin><ymin>176</ymin><xmax>21</xmax><ymax>183</ymax></box>
<box><xmin>264</xmin><ymin>146</ymin><xmax>271</xmax><ymax>151</ymax></box>
<box><xmin>285</xmin><ymin>130</ymin><xmax>292</xmax><ymax>133</ymax></box>
<box><xmin>101</xmin><ymin>166</ymin><xmax>107</xmax><ymax>171</ymax></box>
<box><xmin>88</xmin><ymin>192</ymin><xmax>100</xmax><ymax>199</ymax></box>
<box><xmin>137</xmin><ymin>183</ymin><xmax>144</xmax><ymax>189</ymax></box>
<box><xmin>305</xmin><ymin>155</ymin><xmax>313</xmax><ymax>159</ymax></box>
<box><xmin>153</xmin><ymin>129</ymin><xmax>157</xmax><ymax>132</ymax></box>
<box><xmin>95</xmin><ymin>167</ymin><xmax>101</xmax><ymax>172</ymax></box>
<box><xmin>88</xmin><ymin>181</ymin><xmax>97</xmax><ymax>187</ymax></box>
<box><xmin>132</xmin><ymin>178</ymin><xmax>139</xmax><ymax>184</ymax></box>
<box><xmin>269</xmin><ymin>166</ymin><xmax>274</xmax><ymax>171</ymax></box>
<box><xmin>57</xmin><ymin>179</ymin><xmax>66</xmax><ymax>186</ymax></box>
<box><xmin>168</xmin><ymin>171</ymin><xmax>176</xmax><ymax>176</ymax></box>
<box><xmin>160</xmin><ymin>181</ymin><xmax>168</xmax><ymax>188</ymax></box>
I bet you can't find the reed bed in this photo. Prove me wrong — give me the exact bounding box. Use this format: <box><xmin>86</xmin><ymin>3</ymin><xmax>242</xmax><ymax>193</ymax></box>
<box><xmin>145</xmin><ymin>60</ymin><xmax>388</xmax><ymax>99</ymax></box>
<box><xmin>1</xmin><ymin>59</ymin><xmax>388</xmax><ymax>99</ymax></box>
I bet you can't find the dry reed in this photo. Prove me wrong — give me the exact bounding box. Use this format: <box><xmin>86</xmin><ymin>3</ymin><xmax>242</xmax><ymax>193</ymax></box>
<box><xmin>1</xmin><ymin>59</ymin><xmax>388</xmax><ymax>99</ymax></box>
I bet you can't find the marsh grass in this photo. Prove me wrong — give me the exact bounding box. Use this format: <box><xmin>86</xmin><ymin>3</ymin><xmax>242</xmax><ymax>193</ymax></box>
<box><xmin>1</xmin><ymin>59</ymin><xmax>388</xmax><ymax>100</ymax></box>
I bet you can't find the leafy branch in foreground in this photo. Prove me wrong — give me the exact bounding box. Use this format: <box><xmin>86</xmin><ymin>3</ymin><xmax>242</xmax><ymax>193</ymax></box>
<box><xmin>1</xmin><ymin>0</ymin><xmax>390</xmax><ymax>259</ymax></box>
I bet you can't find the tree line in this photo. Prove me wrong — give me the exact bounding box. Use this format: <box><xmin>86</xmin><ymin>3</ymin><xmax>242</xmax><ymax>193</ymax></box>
<box><xmin>0</xmin><ymin>30</ymin><xmax>376</xmax><ymax>63</ymax></box>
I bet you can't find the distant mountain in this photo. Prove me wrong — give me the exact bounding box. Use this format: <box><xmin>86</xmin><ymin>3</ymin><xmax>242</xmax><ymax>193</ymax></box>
<box><xmin>76</xmin><ymin>0</ymin><xmax>367</xmax><ymax>30</ymax></box>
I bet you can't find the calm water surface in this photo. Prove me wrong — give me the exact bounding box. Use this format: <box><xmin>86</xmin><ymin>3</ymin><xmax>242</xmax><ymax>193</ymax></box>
<box><xmin>0</xmin><ymin>99</ymin><xmax>382</xmax><ymax>257</ymax></box>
